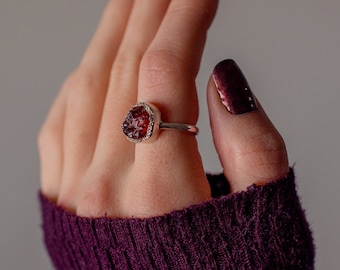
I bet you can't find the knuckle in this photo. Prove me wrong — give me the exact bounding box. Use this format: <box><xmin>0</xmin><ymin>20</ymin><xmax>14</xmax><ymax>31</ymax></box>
<box><xmin>63</xmin><ymin>69</ymin><xmax>100</xmax><ymax>102</ymax></box>
<box><xmin>245</xmin><ymin>130</ymin><xmax>287</xmax><ymax>157</ymax></box>
<box><xmin>108</xmin><ymin>57</ymin><xmax>141</xmax><ymax>98</ymax></box>
<box><xmin>170</xmin><ymin>1</ymin><xmax>216</xmax><ymax>22</ymax></box>
<box><xmin>112</xmin><ymin>49</ymin><xmax>140</xmax><ymax>80</ymax></box>
<box><xmin>140</xmin><ymin>49</ymin><xmax>189</xmax><ymax>89</ymax></box>
<box><xmin>260</xmin><ymin>130</ymin><xmax>287</xmax><ymax>153</ymax></box>
<box><xmin>76</xmin><ymin>172</ymin><xmax>114</xmax><ymax>217</ymax></box>
<box><xmin>77</xmin><ymin>190</ymin><xmax>108</xmax><ymax>217</ymax></box>
<box><xmin>141</xmin><ymin>48</ymin><xmax>183</xmax><ymax>74</ymax></box>
<box><xmin>76</xmin><ymin>190</ymin><xmax>105</xmax><ymax>217</ymax></box>
<box><xmin>236</xmin><ymin>130</ymin><xmax>288</xmax><ymax>178</ymax></box>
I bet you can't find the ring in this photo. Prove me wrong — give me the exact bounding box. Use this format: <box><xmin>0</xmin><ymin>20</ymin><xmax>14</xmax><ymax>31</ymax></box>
<box><xmin>121</xmin><ymin>102</ymin><xmax>198</xmax><ymax>143</ymax></box>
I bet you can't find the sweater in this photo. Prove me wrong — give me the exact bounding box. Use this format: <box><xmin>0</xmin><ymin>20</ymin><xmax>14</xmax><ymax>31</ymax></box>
<box><xmin>40</xmin><ymin>168</ymin><xmax>314</xmax><ymax>269</ymax></box>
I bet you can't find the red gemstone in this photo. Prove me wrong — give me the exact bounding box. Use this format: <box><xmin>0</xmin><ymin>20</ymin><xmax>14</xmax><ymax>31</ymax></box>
<box><xmin>122</xmin><ymin>105</ymin><xmax>151</xmax><ymax>140</ymax></box>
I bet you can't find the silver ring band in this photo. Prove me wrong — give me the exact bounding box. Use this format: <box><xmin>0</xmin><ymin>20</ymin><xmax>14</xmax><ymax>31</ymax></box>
<box><xmin>159</xmin><ymin>122</ymin><xmax>199</xmax><ymax>135</ymax></box>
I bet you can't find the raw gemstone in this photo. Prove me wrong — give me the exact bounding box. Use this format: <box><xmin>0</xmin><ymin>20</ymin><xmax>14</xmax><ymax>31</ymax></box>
<box><xmin>122</xmin><ymin>105</ymin><xmax>151</xmax><ymax>140</ymax></box>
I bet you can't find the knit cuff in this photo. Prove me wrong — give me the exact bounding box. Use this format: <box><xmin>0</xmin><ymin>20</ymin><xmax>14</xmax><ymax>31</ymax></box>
<box><xmin>40</xmin><ymin>169</ymin><xmax>314</xmax><ymax>269</ymax></box>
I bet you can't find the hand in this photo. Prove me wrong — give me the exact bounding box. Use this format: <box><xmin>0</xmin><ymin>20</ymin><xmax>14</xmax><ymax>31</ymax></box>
<box><xmin>38</xmin><ymin>0</ymin><xmax>288</xmax><ymax>218</ymax></box>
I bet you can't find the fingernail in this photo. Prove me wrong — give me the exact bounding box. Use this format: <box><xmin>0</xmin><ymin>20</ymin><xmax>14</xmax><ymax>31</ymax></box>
<box><xmin>212</xmin><ymin>59</ymin><xmax>258</xmax><ymax>114</ymax></box>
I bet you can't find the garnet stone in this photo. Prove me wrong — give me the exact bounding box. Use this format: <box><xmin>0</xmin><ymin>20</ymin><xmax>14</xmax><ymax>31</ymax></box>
<box><xmin>122</xmin><ymin>103</ymin><xmax>153</xmax><ymax>142</ymax></box>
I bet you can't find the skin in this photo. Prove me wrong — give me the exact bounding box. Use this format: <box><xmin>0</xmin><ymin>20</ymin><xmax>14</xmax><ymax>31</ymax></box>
<box><xmin>38</xmin><ymin>0</ymin><xmax>288</xmax><ymax>218</ymax></box>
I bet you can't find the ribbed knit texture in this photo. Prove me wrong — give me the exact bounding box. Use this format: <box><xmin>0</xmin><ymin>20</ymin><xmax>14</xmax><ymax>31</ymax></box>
<box><xmin>40</xmin><ymin>169</ymin><xmax>314</xmax><ymax>269</ymax></box>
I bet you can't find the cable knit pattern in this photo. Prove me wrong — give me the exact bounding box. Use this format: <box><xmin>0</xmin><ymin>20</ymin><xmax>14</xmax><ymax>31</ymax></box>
<box><xmin>40</xmin><ymin>169</ymin><xmax>314</xmax><ymax>269</ymax></box>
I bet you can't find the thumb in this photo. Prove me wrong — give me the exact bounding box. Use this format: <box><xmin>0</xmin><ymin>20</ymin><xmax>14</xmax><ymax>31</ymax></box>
<box><xmin>207</xmin><ymin>59</ymin><xmax>289</xmax><ymax>193</ymax></box>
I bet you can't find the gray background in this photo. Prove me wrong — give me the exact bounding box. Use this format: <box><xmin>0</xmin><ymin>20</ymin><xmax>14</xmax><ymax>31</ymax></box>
<box><xmin>1</xmin><ymin>0</ymin><xmax>339</xmax><ymax>269</ymax></box>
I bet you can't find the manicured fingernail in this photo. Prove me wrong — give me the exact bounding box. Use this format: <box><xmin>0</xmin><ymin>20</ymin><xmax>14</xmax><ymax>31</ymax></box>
<box><xmin>212</xmin><ymin>59</ymin><xmax>258</xmax><ymax>114</ymax></box>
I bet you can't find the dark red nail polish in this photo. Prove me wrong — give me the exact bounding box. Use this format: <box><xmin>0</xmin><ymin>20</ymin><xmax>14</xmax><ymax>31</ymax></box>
<box><xmin>212</xmin><ymin>59</ymin><xmax>258</xmax><ymax>114</ymax></box>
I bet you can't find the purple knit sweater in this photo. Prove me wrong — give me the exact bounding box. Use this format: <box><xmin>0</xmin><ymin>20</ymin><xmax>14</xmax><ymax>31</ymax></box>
<box><xmin>40</xmin><ymin>169</ymin><xmax>314</xmax><ymax>269</ymax></box>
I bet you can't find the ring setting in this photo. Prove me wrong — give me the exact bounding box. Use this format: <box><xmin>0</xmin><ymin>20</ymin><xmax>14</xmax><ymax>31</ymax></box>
<box><xmin>121</xmin><ymin>102</ymin><xmax>198</xmax><ymax>143</ymax></box>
